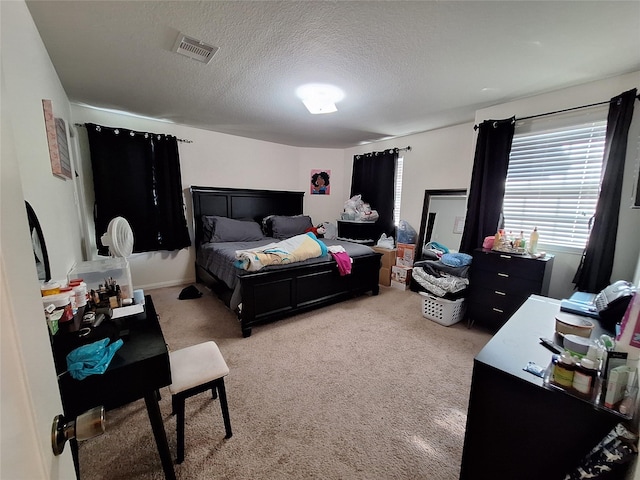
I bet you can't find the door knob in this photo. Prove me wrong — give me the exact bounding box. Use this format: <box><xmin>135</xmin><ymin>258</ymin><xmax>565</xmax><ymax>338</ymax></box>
<box><xmin>51</xmin><ymin>406</ymin><xmax>105</xmax><ymax>455</ymax></box>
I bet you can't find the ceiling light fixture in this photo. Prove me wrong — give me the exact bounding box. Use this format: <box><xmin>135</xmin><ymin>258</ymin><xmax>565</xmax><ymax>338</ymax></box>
<box><xmin>296</xmin><ymin>84</ymin><xmax>344</xmax><ymax>115</ymax></box>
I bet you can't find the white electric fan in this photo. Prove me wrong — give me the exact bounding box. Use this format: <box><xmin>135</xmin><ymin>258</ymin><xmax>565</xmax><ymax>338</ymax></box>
<box><xmin>100</xmin><ymin>216</ymin><xmax>134</xmax><ymax>258</ymax></box>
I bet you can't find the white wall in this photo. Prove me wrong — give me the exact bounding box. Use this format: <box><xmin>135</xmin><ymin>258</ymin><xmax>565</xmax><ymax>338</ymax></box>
<box><xmin>2</xmin><ymin>6</ymin><xmax>84</xmax><ymax>283</ymax></box>
<box><xmin>475</xmin><ymin>72</ymin><xmax>640</xmax><ymax>299</ymax></box>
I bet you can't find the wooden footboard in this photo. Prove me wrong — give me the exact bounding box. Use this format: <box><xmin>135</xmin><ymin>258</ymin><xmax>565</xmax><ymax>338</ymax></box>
<box><xmin>196</xmin><ymin>253</ymin><xmax>381</xmax><ymax>337</ymax></box>
<box><xmin>237</xmin><ymin>253</ymin><xmax>381</xmax><ymax>337</ymax></box>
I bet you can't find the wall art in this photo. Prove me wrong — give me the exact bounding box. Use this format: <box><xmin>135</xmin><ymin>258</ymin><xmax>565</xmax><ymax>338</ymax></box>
<box><xmin>310</xmin><ymin>169</ymin><xmax>330</xmax><ymax>195</ymax></box>
<box><xmin>42</xmin><ymin>99</ymin><xmax>72</xmax><ymax>179</ymax></box>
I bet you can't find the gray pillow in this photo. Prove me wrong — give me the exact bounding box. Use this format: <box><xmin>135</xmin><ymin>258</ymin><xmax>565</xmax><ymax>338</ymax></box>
<box><xmin>269</xmin><ymin>215</ymin><xmax>313</xmax><ymax>240</ymax></box>
<box><xmin>201</xmin><ymin>215</ymin><xmax>216</xmax><ymax>243</ymax></box>
<box><xmin>202</xmin><ymin>216</ymin><xmax>265</xmax><ymax>243</ymax></box>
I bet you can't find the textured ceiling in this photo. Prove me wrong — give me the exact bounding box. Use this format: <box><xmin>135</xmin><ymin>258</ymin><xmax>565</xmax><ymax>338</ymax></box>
<box><xmin>25</xmin><ymin>1</ymin><xmax>640</xmax><ymax>148</ymax></box>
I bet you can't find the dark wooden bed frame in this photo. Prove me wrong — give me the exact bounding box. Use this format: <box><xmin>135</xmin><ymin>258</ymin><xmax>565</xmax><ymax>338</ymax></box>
<box><xmin>191</xmin><ymin>186</ymin><xmax>381</xmax><ymax>337</ymax></box>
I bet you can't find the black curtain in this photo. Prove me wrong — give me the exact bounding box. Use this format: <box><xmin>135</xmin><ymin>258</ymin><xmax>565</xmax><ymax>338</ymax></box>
<box><xmin>86</xmin><ymin>124</ymin><xmax>191</xmax><ymax>255</ymax></box>
<box><xmin>573</xmin><ymin>89</ymin><xmax>638</xmax><ymax>293</ymax></box>
<box><xmin>351</xmin><ymin>149</ymin><xmax>397</xmax><ymax>237</ymax></box>
<box><xmin>459</xmin><ymin>118</ymin><xmax>515</xmax><ymax>254</ymax></box>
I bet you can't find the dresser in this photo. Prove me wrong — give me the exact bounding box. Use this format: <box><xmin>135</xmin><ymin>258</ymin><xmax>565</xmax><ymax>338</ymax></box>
<box><xmin>467</xmin><ymin>248</ymin><xmax>554</xmax><ymax>330</ymax></box>
<box><xmin>336</xmin><ymin>220</ymin><xmax>384</xmax><ymax>245</ymax></box>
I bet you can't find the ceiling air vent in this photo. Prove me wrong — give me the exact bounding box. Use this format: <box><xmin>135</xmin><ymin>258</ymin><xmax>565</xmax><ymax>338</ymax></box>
<box><xmin>172</xmin><ymin>33</ymin><xmax>218</xmax><ymax>64</ymax></box>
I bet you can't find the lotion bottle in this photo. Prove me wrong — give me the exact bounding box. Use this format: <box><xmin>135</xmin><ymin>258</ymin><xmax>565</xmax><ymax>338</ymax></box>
<box><xmin>529</xmin><ymin>227</ymin><xmax>539</xmax><ymax>254</ymax></box>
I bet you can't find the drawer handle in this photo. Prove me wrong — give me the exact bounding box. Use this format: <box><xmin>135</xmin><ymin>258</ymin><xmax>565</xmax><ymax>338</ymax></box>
<box><xmin>499</xmin><ymin>254</ymin><xmax>512</xmax><ymax>259</ymax></box>
<box><xmin>497</xmin><ymin>273</ymin><xmax>509</xmax><ymax>278</ymax></box>
<box><xmin>494</xmin><ymin>291</ymin><xmax>506</xmax><ymax>296</ymax></box>
<box><xmin>492</xmin><ymin>308</ymin><xmax>504</xmax><ymax>313</ymax></box>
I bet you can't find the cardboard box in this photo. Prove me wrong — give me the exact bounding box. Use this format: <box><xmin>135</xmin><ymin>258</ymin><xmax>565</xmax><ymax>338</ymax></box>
<box><xmin>372</xmin><ymin>247</ymin><xmax>396</xmax><ymax>286</ymax></box>
<box><xmin>379</xmin><ymin>266</ymin><xmax>391</xmax><ymax>286</ymax></box>
<box><xmin>396</xmin><ymin>243</ymin><xmax>416</xmax><ymax>267</ymax></box>
<box><xmin>371</xmin><ymin>246</ymin><xmax>397</xmax><ymax>268</ymax></box>
<box><xmin>391</xmin><ymin>265</ymin><xmax>412</xmax><ymax>285</ymax></box>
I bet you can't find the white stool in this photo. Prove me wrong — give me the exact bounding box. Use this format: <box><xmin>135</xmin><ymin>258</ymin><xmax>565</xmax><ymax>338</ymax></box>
<box><xmin>168</xmin><ymin>341</ymin><xmax>232</xmax><ymax>464</ymax></box>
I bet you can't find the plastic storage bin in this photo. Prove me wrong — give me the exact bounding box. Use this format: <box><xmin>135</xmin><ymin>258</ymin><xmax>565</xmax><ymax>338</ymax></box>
<box><xmin>68</xmin><ymin>258</ymin><xmax>133</xmax><ymax>299</ymax></box>
<box><xmin>419</xmin><ymin>292</ymin><xmax>466</xmax><ymax>326</ymax></box>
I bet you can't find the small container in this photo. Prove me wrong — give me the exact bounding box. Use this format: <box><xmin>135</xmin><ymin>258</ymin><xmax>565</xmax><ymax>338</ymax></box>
<box><xmin>573</xmin><ymin>358</ymin><xmax>597</xmax><ymax>398</ymax></box>
<box><xmin>42</xmin><ymin>293</ymin><xmax>73</xmax><ymax>324</ymax></box>
<box><xmin>72</xmin><ymin>281</ymin><xmax>88</xmax><ymax>307</ymax></box>
<box><xmin>59</xmin><ymin>287</ymin><xmax>77</xmax><ymax>315</ymax></box>
<box><xmin>555</xmin><ymin>313</ymin><xmax>594</xmax><ymax>338</ymax></box>
<box><xmin>552</xmin><ymin>351</ymin><xmax>576</xmax><ymax>388</ymax></box>
<box><xmin>41</xmin><ymin>280</ymin><xmax>61</xmax><ymax>296</ymax></box>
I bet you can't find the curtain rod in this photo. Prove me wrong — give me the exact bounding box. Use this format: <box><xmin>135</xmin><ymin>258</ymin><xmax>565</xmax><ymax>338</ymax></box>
<box><xmin>73</xmin><ymin>123</ymin><xmax>193</xmax><ymax>143</ymax></box>
<box><xmin>357</xmin><ymin>146</ymin><xmax>412</xmax><ymax>156</ymax></box>
<box><xmin>472</xmin><ymin>94</ymin><xmax>640</xmax><ymax>131</ymax></box>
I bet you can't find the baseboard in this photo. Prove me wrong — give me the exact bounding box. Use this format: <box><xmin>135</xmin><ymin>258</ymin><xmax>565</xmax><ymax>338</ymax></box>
<box><xmin>137</xmin><ymin>277</ymin><xmax>196</xmax><ymax>291</ymax></box>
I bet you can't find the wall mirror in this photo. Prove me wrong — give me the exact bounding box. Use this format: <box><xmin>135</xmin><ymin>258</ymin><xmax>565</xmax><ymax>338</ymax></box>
<box><xmin>416</xmin><ymin>189</ymin><xmax>467</xmax><ymax>259</ymax></box>
<box><xmin>26</xmin><ymin>201</ymin><xmax>51</xmax><ymax>282</ymax></box>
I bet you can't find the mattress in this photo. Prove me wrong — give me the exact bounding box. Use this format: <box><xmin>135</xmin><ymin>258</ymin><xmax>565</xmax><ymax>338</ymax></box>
<box><xmin>197</xmin><ymin>237</ymin><xmax>376</xmax><ymax>291</ymax></box>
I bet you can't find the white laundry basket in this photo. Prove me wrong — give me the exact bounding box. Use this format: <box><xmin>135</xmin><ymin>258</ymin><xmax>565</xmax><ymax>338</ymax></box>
<box><xmin>419</xmin><ymin>292</ymin><xmax>466</xmax><ymax>326</ymax></box>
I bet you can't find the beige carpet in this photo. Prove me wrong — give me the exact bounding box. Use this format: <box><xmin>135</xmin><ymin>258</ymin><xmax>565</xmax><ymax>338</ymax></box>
<box><xmin>78</xmin><ymin>284</ymin><xmax>492</xmax><ymax>480</ymax></box>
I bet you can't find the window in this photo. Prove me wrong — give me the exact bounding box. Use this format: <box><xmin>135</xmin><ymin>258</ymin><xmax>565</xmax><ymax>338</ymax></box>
<box><xmin>394</xmin><ymin>155</ymin><xmax>404</xmax><ymax>226</ymax></box>
<box><xmin>503</xmin><ymin>114</ymin><xmax>607</xmax><ymax>249</ymax></box>
<box><xmin>86</xmin><ymin>123</ymin><xmax>191</xmax><ymax>255</ymax></box>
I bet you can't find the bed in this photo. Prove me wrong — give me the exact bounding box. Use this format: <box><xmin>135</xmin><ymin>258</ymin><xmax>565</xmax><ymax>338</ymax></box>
<box><xmin>191</xmin><ymin>186</ymin><xmax>382</xmax><ymax>337</ymax></box>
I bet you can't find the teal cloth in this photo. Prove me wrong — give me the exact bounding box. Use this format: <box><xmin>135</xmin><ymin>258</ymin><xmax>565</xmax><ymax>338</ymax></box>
<box><xmin>441</xmin><ymin>252</ymin><xmax>473</xmax><ymax>267</ymax></box>
<box><xmin>67</xmin><ymin>337</ymin><xmax>123</xmax><ymax>380</ymax></box>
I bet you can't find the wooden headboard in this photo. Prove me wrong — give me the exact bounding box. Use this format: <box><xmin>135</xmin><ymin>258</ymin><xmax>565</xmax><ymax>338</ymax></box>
<box><xmin>190</xmin><ymin>186</ymin><xmax>305</xmax><ymax>245</ymax></box>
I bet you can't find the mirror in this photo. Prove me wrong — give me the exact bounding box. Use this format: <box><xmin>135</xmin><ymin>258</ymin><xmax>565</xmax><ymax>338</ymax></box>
<box><xmin>416</xmin><ymin>189</ymin><xmax>467</xmax><ymax>259</ymax></box>
<box><xmin>26</xmin><ymin>201</ymin><xmax>51</xmax><ymax>282</ymax></box>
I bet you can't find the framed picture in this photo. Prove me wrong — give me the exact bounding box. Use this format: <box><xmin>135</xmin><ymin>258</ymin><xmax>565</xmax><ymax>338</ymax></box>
<box><xmin>310</xmin><ymin>169</ymin><xmax>331</xmax><ymax>195</ymax></box>
<box><xmin>42</xmin><ymin>99</ymin><xmax>72</xmax><ymax>179</ymax></box>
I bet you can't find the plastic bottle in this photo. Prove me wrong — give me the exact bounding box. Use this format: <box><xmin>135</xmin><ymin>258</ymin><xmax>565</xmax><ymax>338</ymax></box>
<box><xmin>552</xmin><ymin>351</ymin><xmax>576</xmax><ymax>388</ymax></box>
<box><xmin>59</xmin><ymin>286</ymin><xmax>77</xmax><ymax>315</ymax></box>
<box><xmin>492</xmin><ymin>230</ymin><xmax>502</xmax><ymax>250</ymax></box>
<box><xmin>528</xmin><ymin>227</ymin><xmax>539</xmax><ymax>255</ymax></box>
<box><xmin>573</xmin><ymin>358</ymin><xmax>597</xmax><ymax>399</ymax></box>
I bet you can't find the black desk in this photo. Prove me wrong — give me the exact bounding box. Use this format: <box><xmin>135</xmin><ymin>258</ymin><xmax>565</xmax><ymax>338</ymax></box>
<box><xmin>53</xmin><ymin>296</ymin><xmax>175</xmax><ymax>480</ymax></box>
<box><xmin>460</xmin><ymin>295</ymin><xmax>627</xmax><ymax>480</ymax></box>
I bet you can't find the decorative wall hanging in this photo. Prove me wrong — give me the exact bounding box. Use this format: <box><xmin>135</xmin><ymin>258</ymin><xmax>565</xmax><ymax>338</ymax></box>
<box><xmin>310</xmin><ymin>169</ymin><xmax>331</xmax><ymax>195</ymax></box>
<box><xmin>42</xmin><ymin>99</ymin><xmax>72</xmax><ymax>179</ymax></box>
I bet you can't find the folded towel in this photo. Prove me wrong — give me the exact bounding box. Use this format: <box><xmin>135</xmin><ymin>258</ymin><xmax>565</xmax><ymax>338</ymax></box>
<box><xmin>441</xmin><ymin>252</ymin><xmax>472</xmax><ymax>267</ymax></box>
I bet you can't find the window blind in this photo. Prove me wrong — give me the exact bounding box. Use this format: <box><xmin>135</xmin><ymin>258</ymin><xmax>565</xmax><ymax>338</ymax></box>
<box><xmin>503</xmin><ymin>120</ymin><xmax>607</xmax><ymax>249</ymax></box>
<box><xmin>394</xmin><ymin>156</ymin><xmax>404</xmax><ymax>226</ymax></box>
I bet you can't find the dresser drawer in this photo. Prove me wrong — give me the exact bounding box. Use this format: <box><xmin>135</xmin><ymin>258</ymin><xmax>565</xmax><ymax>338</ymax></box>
<box><xmin>470</xmin><ymin>268</ymin><xmax>543</xmax><ymax>296</ymax></box>
<box><xmin>472</xmin><ymin>250</ymin><xmax>546</xmax><ymax>279</ymax></box>
<box><xmin>468</xmin><ymin>287</ymin><xmax>528</xmax><ymax>314</ymax></box>
<box><xmin>466</xmin><ymin>301</ymin><xmax>513</xmax><ymax>330</ymax></box>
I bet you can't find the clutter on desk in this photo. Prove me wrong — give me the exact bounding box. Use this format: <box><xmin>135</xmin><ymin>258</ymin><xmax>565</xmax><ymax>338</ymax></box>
<box><xmin>42</xmin><ymin>270</ymin><xmax>144</xmax><ymax>336</ymax></box>
<box><xmin>541</xmin><ymin>317</ymin><xmax>639</xmax><ymax>417</ymax></box>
